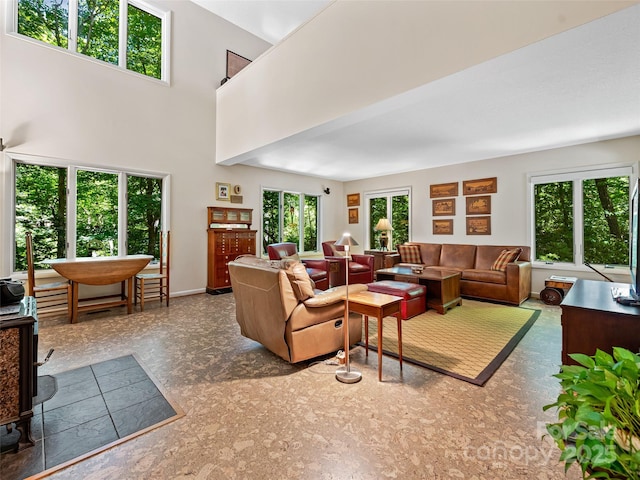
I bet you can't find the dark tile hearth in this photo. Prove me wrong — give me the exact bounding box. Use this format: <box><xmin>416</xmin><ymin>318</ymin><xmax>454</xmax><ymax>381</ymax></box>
<box><xmin>0</xmin><ymin>355</ymin><xmax>178</xmax><ymax>479</ymax></box>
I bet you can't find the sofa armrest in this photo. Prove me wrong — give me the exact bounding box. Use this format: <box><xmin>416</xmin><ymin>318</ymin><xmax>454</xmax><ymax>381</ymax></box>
<box><xmin>303</xmin><ymin>284</ymin><xmax>367</xmax><ymax>307</ymax></box>
<box><xmin>385</xmin><ymin>253</ymin><xmax>401</xmax><ymax>268</ymax></box>
<box><xmin>505</xmin><ymin>260</ymin><xmax>532</xmax><ymax>304</ymax></box>
<box><xmin>301</xmin><ymin>258</ymin><xmax>328</xmax><ymax>271</ymax></box>
<box><xmin>351</xmin><ymin>254</ymin><xmax>374</xmax><ymax>269</ymax></box>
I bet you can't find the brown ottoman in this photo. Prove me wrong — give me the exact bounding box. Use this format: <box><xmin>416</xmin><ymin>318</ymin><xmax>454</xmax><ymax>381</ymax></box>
<box><xmin>366</xmin><ymin>280</ymin><xmax>426</xmax><ymax>320</ymax></box>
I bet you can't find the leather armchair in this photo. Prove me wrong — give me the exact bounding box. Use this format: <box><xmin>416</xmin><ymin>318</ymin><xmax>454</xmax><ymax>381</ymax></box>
<box><xmin>267</xmin><ymin>242</ymin><xmax>329</xmax><ymax>290</ymax></box>
<box><xmin>321</xmin><ymin>241</ymin><xmax>374</xmax><ymax>286</ymax></box>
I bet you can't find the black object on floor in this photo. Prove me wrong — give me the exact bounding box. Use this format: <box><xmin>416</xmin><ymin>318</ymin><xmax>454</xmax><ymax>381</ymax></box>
<box><xmin>0</xmin><ymin>355</ymin><xmax>180</xmax><ymax>479</ymax></box>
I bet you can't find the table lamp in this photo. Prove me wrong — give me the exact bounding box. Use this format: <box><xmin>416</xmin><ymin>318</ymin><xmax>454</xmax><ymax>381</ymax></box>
<box><xmin>334</xmin><ymin>232</ymin><xmax>362</xmax><ymax>384</ymax></box>
<box><xmin>374</xmin><ymin>218</ymin><xmax>393</xmax><ymax>251</ymax></box>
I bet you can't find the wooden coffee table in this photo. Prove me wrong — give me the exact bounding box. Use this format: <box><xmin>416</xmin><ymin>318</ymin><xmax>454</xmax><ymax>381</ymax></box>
<box><xmin>346</xmin><ymin>291</ymin><xmax>403</xmax><ymax>382</ymax></box>
<box><xmin>375</xmin><ymin>266</ymin><xmax>462</xmax><ymax>314</ymax></box>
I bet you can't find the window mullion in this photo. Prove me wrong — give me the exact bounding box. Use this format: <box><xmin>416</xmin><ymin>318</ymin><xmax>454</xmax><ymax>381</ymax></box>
<box><xmin>119</xmin><ymin>0</ymin><xmax>127</xmax><ymax>68</ymax></box>
<box><xmin>67</xmin><ymin>166</ymin><xmax>77</xmax><ymax>259</ymax></box>
<box><xmin>68</xmin><ymin>0</ymin><xmax>78</xmax><ymax>52</ymax></box>
<box><xmin>118</xmin><ymin>173</ymin><xmax>128</xmax><ymax>255</ymax></box>
<box><xmin>574</xmin><ymin>180</ymin><xmax>584</xmax><ymax>266</ymax></box>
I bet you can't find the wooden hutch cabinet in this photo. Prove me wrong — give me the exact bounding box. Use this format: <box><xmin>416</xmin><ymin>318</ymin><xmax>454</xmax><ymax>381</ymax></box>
<box><xmin>206</xmin><ymin>206</ymin><xmax>256</xmax><ymax>293</ymax></box>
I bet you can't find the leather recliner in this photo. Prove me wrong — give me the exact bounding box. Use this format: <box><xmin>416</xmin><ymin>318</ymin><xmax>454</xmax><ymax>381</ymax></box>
<box><xmin>321</xmin><ymin>241</ymin><xmax>374</xmax><ymax>286</ymax></box>
<box><xmin>267</xmin><ymin>242</ymin><xmax>329</xmax><ymax>290</ymax></box>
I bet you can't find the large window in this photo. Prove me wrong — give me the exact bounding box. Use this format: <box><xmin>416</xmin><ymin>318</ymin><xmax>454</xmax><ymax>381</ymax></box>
<box><xmin>262</xmin><ymin>189</ymin><xmax>320</xmax><ymax>255</ymax></box>
<box><xmin>366</xmin><ymin>188</ymin><xmax>410</xmax><ymax>250</ymax></box>
<box><xmin>13</xmin><ymin>158</ymin><xmax>167</xmax><ymax>272</ymax></box>
<box><xmin>15</xmin><ymin>0</ymin><xmax>169</xmax><ymax>81</ymax></box>
<box><xmin>531</xmin><ymin>168</ymin><xmax>631</xmax><ymax>267</ymax></box>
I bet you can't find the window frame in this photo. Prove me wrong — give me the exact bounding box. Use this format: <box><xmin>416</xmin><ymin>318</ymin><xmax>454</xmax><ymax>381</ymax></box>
<box><xmin>528</xmin><ymin>164</ymin><xmax>634</xmax><ymax>272</ymax></box>
<box><xmin>4</xmin><ymin>152</ymin><xmax>170</xmax><ymax>274</ymax></box>
<box><xmin>364</xmin><ymin>187</ymin><xmax>411</xmax><ymax>250</ymax></box>
<box><xmin>260</xmin><ymin>187</ymin><xmax>322</xmax><ymax>256</ymax></box>
<box><xmin>8</xmin><ymin>0</ymin><xmax>171</xmax><ymax>83</ymax></box>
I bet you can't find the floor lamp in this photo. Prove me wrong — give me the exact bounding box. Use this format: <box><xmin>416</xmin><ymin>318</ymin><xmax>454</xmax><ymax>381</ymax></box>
<box><xmin>335</xmin><ymin>233</ymin><xmax>362</xmax><ymax>384</ymax></box>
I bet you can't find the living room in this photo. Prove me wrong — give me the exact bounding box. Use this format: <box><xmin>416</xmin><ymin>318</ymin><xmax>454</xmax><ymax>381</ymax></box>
<box><xmin>1</xmin><ymin>1</ymin><xmax>639</xmax><ymax>478</ymax></box>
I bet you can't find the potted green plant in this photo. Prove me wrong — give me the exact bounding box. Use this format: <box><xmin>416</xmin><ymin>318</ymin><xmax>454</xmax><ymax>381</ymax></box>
<box><xmin>544</xmin><ymin>347</ymin><xmax>640</xmax><ymax>479</ymax></box>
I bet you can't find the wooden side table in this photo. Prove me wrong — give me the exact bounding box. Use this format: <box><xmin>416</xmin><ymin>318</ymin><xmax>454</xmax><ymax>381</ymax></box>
<box><xmin>364</xmin><ymin>250</ymin><xmax>398</xmax><ymax>271</ymax></box>
<box><xmin>346</xmin><ymin>291</ymin><xmax>403</xmax><ymax>381</ymax></box>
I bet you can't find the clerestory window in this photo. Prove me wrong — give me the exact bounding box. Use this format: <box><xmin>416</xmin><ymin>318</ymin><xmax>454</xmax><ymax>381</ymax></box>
<box><xmin>15</xmin><ymin>0</ymin><xmax>170</xmax><ymax>81</ymax></box>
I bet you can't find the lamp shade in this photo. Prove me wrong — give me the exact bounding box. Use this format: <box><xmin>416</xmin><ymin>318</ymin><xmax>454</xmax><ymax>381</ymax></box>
<box><xmin>374</xmin><ymin>218</ymin><xmax>393</xmax><ymax>231</ymax></box>
<box><xmin>335</xmin><ymin>233</ymin><xmax>359</xmax><ymax>247</ymax></box>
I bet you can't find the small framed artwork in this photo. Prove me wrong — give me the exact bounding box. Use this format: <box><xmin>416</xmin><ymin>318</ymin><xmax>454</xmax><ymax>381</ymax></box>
<box><xmin>347</xmin><ymin>193</ymin><xmax>360</xmax><ymax>207</ymax></box>
<box><xmin>433</xmin><ymin>219</ymin><xmax>453</xmax><ymax>235</ymax></box>
<box><xmin>216</xmin><ymin>182</ymin><xmax>231</xmax><ymax>201</ymax></box>
<box><xmin>430</xmin><ymin>182</ymin><xmax>458</xmax><ymax>198</ymax></box>
<box><xmin>348</xmin><ymin>208</ymin><xmax>359</xmax><ymax>224</ymax></box>
<box><xmin>466</xmin><ymin>195</ymin><xmax>491</xmax><ymax>215</ymax></box>
<box><xmin>432</xmin><ymin>198</ymin><xmax>456</xmax><ymax>216</ymax></box>
<box><xmin>466</xmin><ymin>216</ymin><xmax>491</xmax><ymax>235</ymax></box>
<box><xmin>463</xmin><ymin>177</ymin><xmax>497</xmax><ymax>195</ymax></box>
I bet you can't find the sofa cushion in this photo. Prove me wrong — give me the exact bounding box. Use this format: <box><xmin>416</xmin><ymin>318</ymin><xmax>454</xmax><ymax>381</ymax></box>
<box><xmin>398</xmin><ymin>244</ymin><xmax>422</xmax><ymax>264</ymax></box>
<box><xmin>440</xmin><ymin>244</ymin><xmax>476</xmax><ymax>269</ymax></box>
<box><xmin>462</xmin><ymin>269</ymin><xmax>506</xmax><ymax>285</ymax></box>
<box><xmin>491</xmin><ymin>248</ymin><xmax>522</xmax><ymax>272</ymax></box>
<box><xmin>285</xmin><ymin>262</ymin><xmax>315</xmax><ymax>300</ymax></box>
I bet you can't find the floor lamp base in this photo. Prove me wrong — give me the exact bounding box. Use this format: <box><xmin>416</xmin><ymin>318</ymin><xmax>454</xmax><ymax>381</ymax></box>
<box><xmin>336</xmin><ymin>366</ymin><xmax>362</xmax><ymax>384</ymax></box>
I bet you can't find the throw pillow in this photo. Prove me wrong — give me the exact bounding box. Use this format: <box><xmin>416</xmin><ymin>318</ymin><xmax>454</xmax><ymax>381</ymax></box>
<box><xmin>330</xmin><ymin>244</ymin><xmax>346</xmax><ymax>257</ymax></box>
<box><xmin>283</xmin><ymin>253</ymin><xmax>300</xmax><ymax>262</ymax></box>
<box><xmin>398</xmin><ymin>244</ymin><xmax>422</xmax><ymax>264</ymax></box>
<box><xmin>285</xmin><ymin>262</ymin><xmax>315</xmax><ymax>301</ymax></box>
<box><xmin>491</xmin><ymin>248</ymin><xmax>522</xmax><ymax>272</ymax></box>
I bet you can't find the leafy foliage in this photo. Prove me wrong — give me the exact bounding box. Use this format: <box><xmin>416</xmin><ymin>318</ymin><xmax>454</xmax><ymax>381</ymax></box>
<box><xmin>17</xmin><ymin>0</ymin><xmax>162</xmax><ymax>79</ymax></box>
<box><xmin>15</xmin><ymin>164</ymin><xmax>67</xmax><ymax>271</ymax></box>
<box><xmin>368</xmin><ymin>193</ymin><xmax>409</xmax><ymax>249</ymax></box>
<box><xmin>127</xmin><ymin>4</ymin><xmax>162</xmax><ymax>79</ymax></box>
<box><xmin>535</xmin><ymin>177</ymin><xmax>629</xmax><ymax>265</ymax></box>
<box><xmin>18</xmin><ymin>0</ymin><xmax>69</xmax><ymax>48</ymax></box>
<box><xmin>544</xmin><ymin>348</ymin><xmax>640</xmax><ymax>479</ymax></box>
<box><xmin>14</xmin><ymin>164</ymin><xmax>162</xmax><ymax>270</ymax></box>
<box><xmin>261</xmin><ymin>190</ymin><xmax>319</xmax><ymax>254</ymax></box>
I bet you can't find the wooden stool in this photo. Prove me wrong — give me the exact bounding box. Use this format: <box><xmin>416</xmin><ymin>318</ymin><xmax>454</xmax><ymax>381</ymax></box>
<box><xmin>541</xmin><ymin>276</ymin><xmax>577</xmax><ymax>305</ymax></box>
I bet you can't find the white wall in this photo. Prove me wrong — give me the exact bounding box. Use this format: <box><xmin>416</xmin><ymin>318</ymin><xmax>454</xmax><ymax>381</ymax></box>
<box><xmin>344</xmin><ymin>136</ymin><xmax>640</xmax><ymax>294</ymax></box>
<box><xmin>0</xmin><ymin>0</ymin><xmax>306</xmax><ymax>295</ymax></box>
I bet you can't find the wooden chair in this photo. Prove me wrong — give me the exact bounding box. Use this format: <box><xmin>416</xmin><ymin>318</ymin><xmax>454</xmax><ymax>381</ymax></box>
<box><xmin>135</xmin><ymin>231</ymin><xmax>170</xmax><ymax>311</ymax></box>
<box><xmin>26</xmin><ymin>232</ymin><xmax>72</xmax><ymax>321</ymax></box>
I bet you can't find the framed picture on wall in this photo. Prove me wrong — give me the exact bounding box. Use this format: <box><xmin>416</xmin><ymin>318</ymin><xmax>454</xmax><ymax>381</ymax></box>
<box><xmin>466</xmin><ymin>195</ymin><xmax>491</xmax><ymax>215</ymax></box>
<box><xmin>347</xmin><ymin>193</ymin><xmax>360</xmax><ymax>207</ymax></box>
<box><xmin>466</xmin><ymin>216</ymin><xmax>491</xmax><ymax>235</ymax></box>
<box><xmin>430</xmin><ymin>182</ymin><xmax>458</xmax><ymax>198</ymax></box>
<box><xmin>432</xmin><ymin>198</ymin><xmax>456</xmax><ymax>216</ymax></box>
<box><xmin>463</xmin><ymin>177</ymin><xmax>497</xmax><ymax>195</ymax></box>
<box><xmin>433</xmin><ymin>219</ymin><xmax>453</xmax><ymax>235</ymax></box>
<box><xmin>216</xmin><ymin>182</ymin><xmax>230</xmax><ymax>201</ymax></box>
<box><xmin>348</xmin><ymin>208</ymin><xmax>359</xmax><ymax>224</ymax></box>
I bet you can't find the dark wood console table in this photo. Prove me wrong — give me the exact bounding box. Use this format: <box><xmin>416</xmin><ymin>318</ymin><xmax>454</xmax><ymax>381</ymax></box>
<box><xmin>560</xmin><ymin>279</ymin><xmax>640</xmax><ymax>365</ymax></box>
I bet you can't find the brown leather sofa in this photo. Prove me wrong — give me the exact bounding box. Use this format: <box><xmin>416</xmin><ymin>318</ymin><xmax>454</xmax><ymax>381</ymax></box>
<box><xmin>387</xmin><ymin>243</ymin><xmax>532</xmax><ymax>305</ymax></box>
<box><xmin>228</xmin><ymin>255</ymin><xmax>365</xmax><ymax>363</ymax></box>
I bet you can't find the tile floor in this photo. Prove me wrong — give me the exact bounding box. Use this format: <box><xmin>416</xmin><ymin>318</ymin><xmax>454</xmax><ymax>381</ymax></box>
<box><xmin>2</xmin><ymin>293</ymin><xmax>583</xmax><ymax>479</ymax></box>
<box><xmin>0</xmin><ymin>355</ymin><xmax>176</xmax><ymax>479</ymax></box>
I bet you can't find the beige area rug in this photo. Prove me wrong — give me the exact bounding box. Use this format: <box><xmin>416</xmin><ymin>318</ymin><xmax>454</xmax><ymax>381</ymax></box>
<box><xmin>361</xmin><ymin>299</ymin><xmax>539</xmax><ymax>386</ymax></box>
